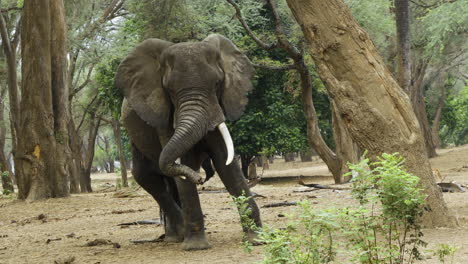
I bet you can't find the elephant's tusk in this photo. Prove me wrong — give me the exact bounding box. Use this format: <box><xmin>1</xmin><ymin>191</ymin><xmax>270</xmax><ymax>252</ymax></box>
<box><xmin>217</xmin><ymin>122</ymin><xmax>234</xmax><ymax>166</ymax></box>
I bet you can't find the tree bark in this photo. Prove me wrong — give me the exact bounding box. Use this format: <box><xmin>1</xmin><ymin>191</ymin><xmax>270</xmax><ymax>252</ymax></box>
<box><xmin>80</xmin><ymin>114</ymin><xmax>101</xmax><ymax>193</ymax></box>
<box><xmin>16</xmin><ymin>0</ymin><xmax>71</xmax><ymax>200</ymax></box>
<box><xmin>286</xmin><ymin>0</ymin><xmax>456</xmax><ymax>227</ymax></box>
<box><xmin>394</xmin><ymin>0</ymin><xmax>411</xmax><ymax>93</ymax></box>
<box><xmin>0</xmin><ymin>11</ymin><xmax>20</xmax><ymax>157</ymax></box>
<box><xmin>0</xmin><ymin>86</ymin><xmax>14</xmax><ymax>193</ymax></box>
<box><xmin>112</xmin><ymin>119</ymin><xmax>128</xmax><ymax>187</ymax></box>
<box><xmin>411</xmin><ymin>61</ymin><xmax>437</xmax><ymax>157</ymax></box>
<box><xmin>331</xmin><ymin>100</ymin><xmax>359</xmax><ymax>183</ymax></box>
<box><xmin>68</xmin><ymin>118</ymin><xmax>81</xmax><ymax>193</ymax></box>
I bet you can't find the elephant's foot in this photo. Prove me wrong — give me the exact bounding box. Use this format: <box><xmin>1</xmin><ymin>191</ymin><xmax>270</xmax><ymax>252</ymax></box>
<box><xmin>164</xmin><ymin>233</ymin><xmax>184</xmax><ymax>243</ymax></box>
<box><xmin>164</xmin><ymin>224</ymin><xmax>184</xmax><ymax>243</ymax></box>
<box><xmin>181</xmin><ymin>233</ymin><xmax>212</xmax><ymax>251</ymax></box>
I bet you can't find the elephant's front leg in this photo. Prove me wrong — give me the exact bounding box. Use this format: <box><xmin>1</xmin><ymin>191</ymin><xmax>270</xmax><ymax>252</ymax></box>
<box><xmin>176</xmin><ymin>151</ymin><xmax>211</xmax><ymax>251</ymax></box>
<box><xmin>204</xmin><ymin>131</ymin><xmax>262</xmax><ymax>244</ymax></box>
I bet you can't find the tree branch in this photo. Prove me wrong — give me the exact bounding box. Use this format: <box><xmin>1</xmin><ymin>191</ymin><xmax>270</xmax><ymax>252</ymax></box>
<box><xmin>225</xmin><ymin>0</ymin><xmax>277</xmax><ymax>50</ymax></box>
<box><xmin>265</xmin><ymin>0</ymin><xmax>301</xmax><ymax>60</ymax></box>
<box><xmin>253</xmin><ymin>63</ymin><xmax>296</xmax><ymax>71</ymax></box>
<box><xmin>0</xmin><ymin>7</ymin><xmax>22</xmax><ymax>13</ymax></box>
<box><xmin>70</xmin><ymin>64</ymin><xmax>95</xmax><ymax>99</ymax></box>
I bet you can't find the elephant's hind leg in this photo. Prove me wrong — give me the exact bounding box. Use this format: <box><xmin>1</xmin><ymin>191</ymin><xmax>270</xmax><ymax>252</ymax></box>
<box><xmin>131</xmin><ymin>144</ymin><xmax>184</xmax><ymax>242</ymax></box>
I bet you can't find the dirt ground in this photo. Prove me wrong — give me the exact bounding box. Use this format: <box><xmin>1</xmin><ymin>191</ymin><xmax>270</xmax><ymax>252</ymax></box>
<box><xmin>1</xmin><ymin>145</ymin><xmax>467</xmax><ymax>264</ymax></box>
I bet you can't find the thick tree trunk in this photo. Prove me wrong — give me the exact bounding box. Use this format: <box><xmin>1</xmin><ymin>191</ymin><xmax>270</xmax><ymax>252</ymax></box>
<box><xmin>286</xmin><ymin>0</ymin><xmax>456</xmax><ymax>227</ymax></box>
<box><xmin>394</xmin><ymin>0</ymin><xmax>411</xmax><ymax>93</ymax></box>
<box><xmin>50</xmin><ymin>0</ymin><xmax>72</xmax><ymax>196</ymax></box>
<box><xmin>68</xmin><ymin>119</ymin><xmax>81</xmax><ymax>193</ymax></box>
<box><xmin>16</xmin><ymin>0</ymin><xmax>71</xmax><ymax>200</ymax></box>
<box><xmin>331</xmin><ymin>100</ymin><xmax>359</xmax><ymax>183</ymax></box>
<box><xmin>112</xmin><ymin>119</ymin><xmax>128</xmax><ymax>187</ymax></box>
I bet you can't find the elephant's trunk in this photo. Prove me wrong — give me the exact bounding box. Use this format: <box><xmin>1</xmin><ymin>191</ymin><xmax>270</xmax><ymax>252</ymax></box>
<box><xmin>159</xmin><ymin>91</ymin><xmax>232</xmax><ymax>183</ymax></box>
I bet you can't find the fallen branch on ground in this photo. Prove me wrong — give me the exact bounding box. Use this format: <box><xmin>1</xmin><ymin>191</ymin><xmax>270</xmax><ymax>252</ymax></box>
<box><xmin>118</xmin><ymin>219</ymin><xmax>161</xmax><ymax>226</ymax></box>
<box><xmin>298</xmin><ymin>179</ymin><xmax>350</xmax><ymax>190</ymax></box>
<box><xmin>262</xmin><ymin>201</ymin><xmax>297</xmax><ymax>208</ymax></box>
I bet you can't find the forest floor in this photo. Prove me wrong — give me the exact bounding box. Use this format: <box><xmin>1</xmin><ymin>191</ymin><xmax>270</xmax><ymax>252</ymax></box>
<box><xmin>1</xmin><ymin>145</ymin><xmax>467</xmax><ymax>264</ymax></box>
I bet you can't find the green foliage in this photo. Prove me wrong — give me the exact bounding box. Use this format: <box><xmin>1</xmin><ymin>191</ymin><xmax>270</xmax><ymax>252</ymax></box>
<box><xmin>346</xmin><ymin>153</ymin><xmax>427</xmax><ymax>263</ymax></box>
<box><xmin>418</xmin><ymin>1</ymin><xmax>468</xmax><ymax>57</ymax></box>
<box><xmin>247</xmin><ymin>153</ymin><xmax>428</xmax><ymax>263</ymax></box>
<box><xmin>345</xmin><ymin>0</ymin><xmax>395</xmax><ymax>51</ymax></box>
<box><xmin>440</xmin><ymin>85</ymin><xmax>468</xmax><ymax>146</ymax></box>
<box><xmin>432</xmin><ymin>243</ymin><xmax>458</xmax><ymax>264</ymax></box>
<box><xmin>95</xmin><ymin>57</ymin><xmax>124</xmax><ymax>119</ymax></box>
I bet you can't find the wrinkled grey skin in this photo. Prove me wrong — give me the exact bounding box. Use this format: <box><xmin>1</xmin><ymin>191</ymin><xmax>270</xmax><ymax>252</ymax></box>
<box><xmin>115</xmin><ymin>34</ymin><xmax>262</xmax><ymax>251</ymax></box>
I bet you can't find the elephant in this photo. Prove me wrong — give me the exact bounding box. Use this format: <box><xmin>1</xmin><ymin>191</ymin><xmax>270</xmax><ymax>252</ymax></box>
<box><xmin>115</xmin><ymin>34</ymin><xmax>262</xmax><ymax>250</ymax></box>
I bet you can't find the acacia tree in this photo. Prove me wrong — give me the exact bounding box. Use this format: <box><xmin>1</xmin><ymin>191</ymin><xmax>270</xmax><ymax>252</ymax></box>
<box><xmin>227</xmin><ymin>0</ymin><xmax>358</xmax><ymax>183</ymax></box>
<box><xmin>15</xmin><ymin>0</ymin><xmax>72</xmax><ymax>200</ymax></box>
<box><xmin>286</xmin><ymin>0</ymin><xmax>456</xmax><ymax>227</ymax></box>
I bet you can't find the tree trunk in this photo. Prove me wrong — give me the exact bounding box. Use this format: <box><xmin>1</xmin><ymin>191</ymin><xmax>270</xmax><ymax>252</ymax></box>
<box><xmin>68</xmin><ymin>119</ymin><xmax>81</xmax><ymax>193</ymax></box>
<box><xmin>284</xmin><ymin>152</ymin><xmax>295</xmax><ymax>162</ymax></box>
<box><xmin>261</xmin><ymin>155</ymin><xmax>270</xmax><ymax>170</ymax></box>
<box><xmin>255</xmin><ymin>156</ymin><xmax>263</xmax><ymax>167</ymax></box>
<box><xmin>0</xmin><ymin>85</ymin><xmax>14</xmax><ymax>193</ymax></box>
<box><xmin>411</xmin><ymin>68</ymin><xmax>437</xmax><ymax>158</ymax></box>
<box><xmin>286</xmin><ymin>0</ymin><xmax>456</xmax><ymax>227</ymax></box>
<box><xmin>112</xmin><ymin>119</ymin><xmax>128</xmax><ymax>187</ymax></box>
<box><xmin>248</xmin><ymin>161</ymin><xmax>257</xmax><ymax>180</ymax></box>
<box><xmin>331</xmin><ymin>100</ymin><xmax>359</xmax><ymax>183</ymax></box>
<box><xmin>431</xmin><ymin>77</ymin><xmax>446</xmax><ymax>148</ymax></box>
<box><xmin>394</xmin><ymin>0</ymin><xmax>411</xmax><ymax>93</ymax></box>
<box><xmin>16</xmin><ymin>0</ymin><xmax>71</xmax><ymax>200</ymax></box>
<box><xmin>240</xmin><ymin>154</ymin><xmax>253</xmax><ymax>179</ymax></box>
<box><xmin>81</xmin><ymin>115</ymin><xmax>101</xmax><ymax>193</ymax></box>
<box><xmin>0</xmin><ymin>10</ymin><xmax>20</xmax><ymax>156</ymax></box>
<box><xmin>300</xmin><ymin>149</ymin><xmax>313</xmax><ymax>162</ymax></box>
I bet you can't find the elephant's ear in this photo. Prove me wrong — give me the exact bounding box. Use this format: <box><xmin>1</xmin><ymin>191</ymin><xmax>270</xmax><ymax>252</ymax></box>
<box><xmin>203</xmin><ymin>34</ymin><xmax>255</xmax><ymax>121</ymax></box>
<box><xmin>115</xmin><ymin>39</ymin><xmax>173</xmax><ymax>128</ymax></box>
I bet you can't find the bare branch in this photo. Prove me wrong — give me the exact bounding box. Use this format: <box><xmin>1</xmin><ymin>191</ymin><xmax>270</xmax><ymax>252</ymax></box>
<box><xmin>70</xmin><ymin>64</ymin><xmax>95</xmax><ymax>99</ymax></box>
<box><xmin>253</xmin><ymin>63</ymin><xmax>296</xmax><ymax>71</ymax></box>
<box><xmin>76</xmin><ymin>95</ymin><xmax>100</xmax><ymax>132</ymax></box>
<box><xmin>225</xmin><ymin>0</ymin><xmax>277</xmax><ymax>50</ymax></box>
<box><xmin>265</xmin><ymin>0</ymin><xmax>301</xmax><ymax>60</ymax></box>
<box><xmin>0</xmin><ymin>7</ymin><xmax>22</xmax><ymax>13</ymax></box>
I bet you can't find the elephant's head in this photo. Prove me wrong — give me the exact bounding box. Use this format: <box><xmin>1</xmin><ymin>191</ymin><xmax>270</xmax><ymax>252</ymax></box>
<box><xmin>115</xmin><ymin>34</ymin><xmax>254</xmax><ymax>183</ymax></box>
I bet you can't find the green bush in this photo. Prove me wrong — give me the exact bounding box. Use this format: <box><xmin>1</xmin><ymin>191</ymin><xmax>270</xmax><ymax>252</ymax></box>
<box><xmin>242</xmin><ymin>153</ymin><xmax>433</xmax><ymax>264</ymax></box>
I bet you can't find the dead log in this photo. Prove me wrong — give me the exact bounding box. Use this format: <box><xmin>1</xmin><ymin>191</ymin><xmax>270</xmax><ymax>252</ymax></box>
<box><xmin>262</xmin><ymin>201</ymin><xmax>297</xmax><ymax>208</ymax></box>
<box><xmin>298</xmin><ymin>179</ymin><xmax>350</xmax><ymax>190</ymax></box>
<box><xmin>118</xmin><ymin>219</ymin><xmax>161</xmax><ymax>226</ymax></box>
<box><xmin>437</xmin><ymin>182</ymin><xmax>466</xmax><ymax>193</ymax></box>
